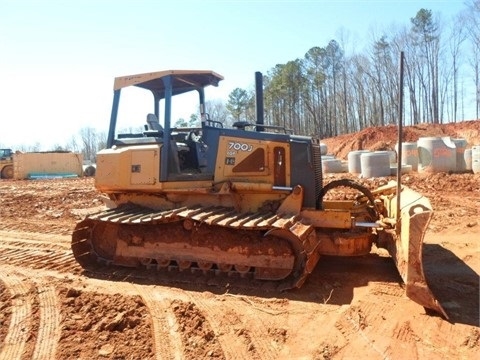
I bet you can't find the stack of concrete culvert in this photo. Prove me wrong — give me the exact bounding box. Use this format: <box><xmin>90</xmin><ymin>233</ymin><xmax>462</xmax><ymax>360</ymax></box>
<box><xmin>396</xmin><ymin>136</ymin><xmax>477</xmax><ymax>174</ymax></box>
<box><xmin>322</xmin><ymin>158</ymin><xmax>344</xmax><ymax>173</ymax></box>
<box><xmin>360</xmin><ymin>151</ymin><xmax>392</xmax><ymax>178</ymax></box>
<box><xmin>346</xmin><ymin>149</ymin><xmax>401</xmax><ymax>178</ymax></box>
<box><xmin>390</xmin><ymin>164</ymin><xmax>413</xmax><ymax>176</ymax></box>
<box><xmin>348</xmin><ymin>150</ymin><xmax>371</xmax><ymax>174</ymax></box>
<box><xmin>374</xmin><ymin>150</ymin><xmax>411</xmax><ymax>175</ymax></box>
<box><xmin>465</xmin><ymin>148</ymin><xmax>473</xmax><ymax>170</ymax></box>
<box><xmin>320</xmin><ymin>143</ymin><xmax>348</xmax><ymax>174</ymax></box>
<box><xmin>320</xmin><ymin>142</ymin><xmax>328</xmax><ymax>156</ymax></box>
<box><xmin>417</xmin><ymin>136</ymin><xmax>457</xmax><ymax>173</ymax></box>
<box><xmin>472</xmin><ymin>145</ymin><xmax>480</xmax><ymax>174</ymax></box>
<box><xmin>342</xmin><ymin>136</ymin><xmax>476</xmax><ymax>178</ymax></box>
<box><xmin>416</xmin><ymin>136</ymin><xmax>480</xmax><ymax>174</ymax></box>
<box><xmin>83</xmin><ymin>164</ymin><xmax>96</xmax><ymax>177</ymax></box>
<box><xmin>452</xmin><ymin>138</ymin><xmax>468</xmax><ymax>172</ymax></box>
<box><xmin>395</xmin><ymin>142</ymin><xmax>418</xmax><ymax>172</ymax></box>
<box><xmin>463</xmin><ymin>145</ymin><xmax>480</xmax><ymax>172</ymax></box>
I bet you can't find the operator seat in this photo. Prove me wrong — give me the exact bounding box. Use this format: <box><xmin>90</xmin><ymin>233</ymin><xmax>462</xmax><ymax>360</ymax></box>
<box><xmin>146</xmin><ymin>113</ymin><xmax>163</xmax><ymax>131</ymax></box>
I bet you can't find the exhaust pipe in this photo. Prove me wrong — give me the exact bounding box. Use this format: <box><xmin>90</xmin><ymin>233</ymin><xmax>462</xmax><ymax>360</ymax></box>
<box><xmin>255</xmin><ymin>71</ymin><xmax>264</xmax><ymax>132</ymax></box>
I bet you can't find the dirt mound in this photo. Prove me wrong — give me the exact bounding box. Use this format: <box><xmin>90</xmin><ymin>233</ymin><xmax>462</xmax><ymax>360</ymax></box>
<box><xmin>57</xmin><ymin>287</ymin><xmax>154</xmax><ymax>359</ymax></box>
<box><xmin>322</xmin><ymin>119</ymin><xmax>480</xmax><ymax>159</ymax></box>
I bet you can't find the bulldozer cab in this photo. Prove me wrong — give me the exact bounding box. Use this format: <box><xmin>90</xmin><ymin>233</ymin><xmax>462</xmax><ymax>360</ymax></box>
<box><xmin>0</xmin><ymin>148</ymin><xmax>13</xmax><ymax>160</ymax></box>
<box><xmin>106</xmin><ymin>70</ymin><xmax>224</xmax><ymax>182</ymax></box>
<box><xmin>97</xmin><ymin>69</ymin><xmax>320</xmax><ymax>207</ymax></box>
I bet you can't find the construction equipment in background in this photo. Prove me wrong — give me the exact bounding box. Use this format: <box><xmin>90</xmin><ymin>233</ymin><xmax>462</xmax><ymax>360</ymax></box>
<box><xmin>1</xmin><ymin>149</ymin><xmax>86</xmax><ymax>179</ymax></box>
<box><xmin>0</xmin><ymin>148</ymin><xmax>14</xmax><ymax>179</ymax></box>
<box><xmin>14</xmin><ymin>151</ymin><xmax>84</xmax><ymax>179</ymax></box>
<box><xmin>71</xmin><ymin>70</ymin><xmax>446</xmax><ymax>317</ymax></box>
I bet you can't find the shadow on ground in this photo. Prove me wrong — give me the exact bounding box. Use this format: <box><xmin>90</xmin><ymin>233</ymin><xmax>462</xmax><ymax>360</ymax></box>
<box><xmin>422</xmin><ymin>243</ymin><xmax>479</xmax><ymax>326</ymax></box>
<box><xmin>78</xmin><ymin>243</ymin><xmax>479</xmax><ymax>326</ymax></box>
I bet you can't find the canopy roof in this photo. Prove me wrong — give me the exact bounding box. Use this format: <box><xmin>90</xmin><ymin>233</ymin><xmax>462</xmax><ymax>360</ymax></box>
<box><xmin>113</xmin><ymin>70</ymin><xmax>224</xmax><ymax>97</ymax></box>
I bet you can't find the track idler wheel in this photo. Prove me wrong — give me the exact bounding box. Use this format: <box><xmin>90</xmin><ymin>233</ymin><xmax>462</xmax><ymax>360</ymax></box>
<box><xmin>263</xmin><ymin>227</ymin><xmax>308</xmax><ymax>289</ymax></box>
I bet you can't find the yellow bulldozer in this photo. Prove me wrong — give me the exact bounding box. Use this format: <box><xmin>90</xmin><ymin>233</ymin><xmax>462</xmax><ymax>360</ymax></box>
<box><xmin>0</xmin><ymin>148</ymin><xmax>14</xmax><ymax>179</ymax></box>
<box><xmin>72</xmin><ymin>70</ymin><xmax>445</xmax><ymax>317</ymax></box>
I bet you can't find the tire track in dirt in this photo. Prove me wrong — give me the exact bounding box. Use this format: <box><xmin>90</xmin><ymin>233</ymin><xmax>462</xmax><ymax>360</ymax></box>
<box><xmin>0</xmin><ymin>280</ymin><xmax>12</xmax><ymax>346</ymax></box>
<box><xmin>134</xmin><ymin>284</ymin><xmax>184</xmax><ymax>360</ymax></box>
<box><xmin>362</xmin><ymin>283</ymin><xmax>428</xmax><ymax>359</ymax></box>
<box><xmin>1</xmin><ymin>232</ymin><xmax>187</xmax><ymax>359</ymax></box>
<box><xmin>0</xmin><ymin>266</ymin><xmax>62</xmax><ymax>360</ymax></box>
<box><xmin>225</xmin><ymin>296</ymin><xmax>288</xmax><ymax>360</ymax></box>
<box><xmin>334</xmin><ymin>282</ymin><xmax>430</xmax><ymax>359</ymax></box>
<box><xmin>191</xmin><ymin>293</ymin><xmax>284</xmax><ymax>360</ymax></box>
<box><xmin>0</xmin><ymin>234</ymin><xmax>79</xmax><ymax>274</ymax></box>
<box><xmin>171</xmin><ymin>299</ymin><xmax>225</xmax><ymax>359</ymax></box>
<box><xmin>31</xmin><ymin>284</ymin><xmax>61</xmax><ymax>360</ymax></box>
<box><xmin>189</xmin><ymin>295</ymin><xmax>251</xmax><ymax>360</ymax></box>
<box><xmin>0</xmin><ymin>268</ymin><xmax>33</xmax><ymax>360</ymax></box>
<box><xmin>0</xmin><ymin>231</ymin><xmax>71</xmax><ymax>246</ymax></box>
<box><xmin>334</xmin><ymin>303</ymin><xmax>390</xmax><ymax>359</ymax></box>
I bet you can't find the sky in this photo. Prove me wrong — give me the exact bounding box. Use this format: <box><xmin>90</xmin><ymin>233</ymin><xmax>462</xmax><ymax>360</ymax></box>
<box><xmin>0</xmin><ymin>0</ymin><xmax>470</xmax><ymax>150</ymax></box>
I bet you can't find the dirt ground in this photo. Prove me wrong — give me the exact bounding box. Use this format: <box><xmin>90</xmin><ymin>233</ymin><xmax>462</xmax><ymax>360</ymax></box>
<box><xmin>0</xmin><ymin>120</ymin><xmax>479</xmax><ymax>360</ymax></box>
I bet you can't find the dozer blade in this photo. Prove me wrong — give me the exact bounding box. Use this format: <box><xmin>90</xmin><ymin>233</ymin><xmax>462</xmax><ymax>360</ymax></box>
<box><xmin>377</xmin><ymin>183</ymin><xmax>447</xmax><ymax>318</ymax></box>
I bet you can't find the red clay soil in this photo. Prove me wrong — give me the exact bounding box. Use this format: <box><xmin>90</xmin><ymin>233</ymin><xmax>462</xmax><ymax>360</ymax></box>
<box><xmin>0</xmin><ymin>120</ymin><xmax>478</xmax><ymax>359</ymax></box>
<box><xmin>322</xmin><ymin>119</ymin><xmax>480</xmax><ymax>160</ymax></box>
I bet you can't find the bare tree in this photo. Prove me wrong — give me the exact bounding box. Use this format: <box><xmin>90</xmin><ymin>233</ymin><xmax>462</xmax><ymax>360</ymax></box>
<box><xmin>465</xmin><ymin>0</ymin><xmax>480</xmax><ymax>118</ymax></box>
<box><xmin>206</xmin><ymin>99</ymin><xmax>232</xmax><ymax>127</ymax></box>
<box><xmin>80</xmin><ymin>127</ymin><xmax>97</xmax><ymax>162</ymax></box>
<box><xmin>66</xmin><ymin>135</ymin><xmax>80</xmax><ymax>153</ymax></box>
<box><xmin>444</xmin><ymin>13</ymin><xmax>466</xmax><ymax>122</ymax></box>
<box><xmin>95</xmin><ymin>131</ymin><xmax>108</xmax><ymax>154</ymax></box>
